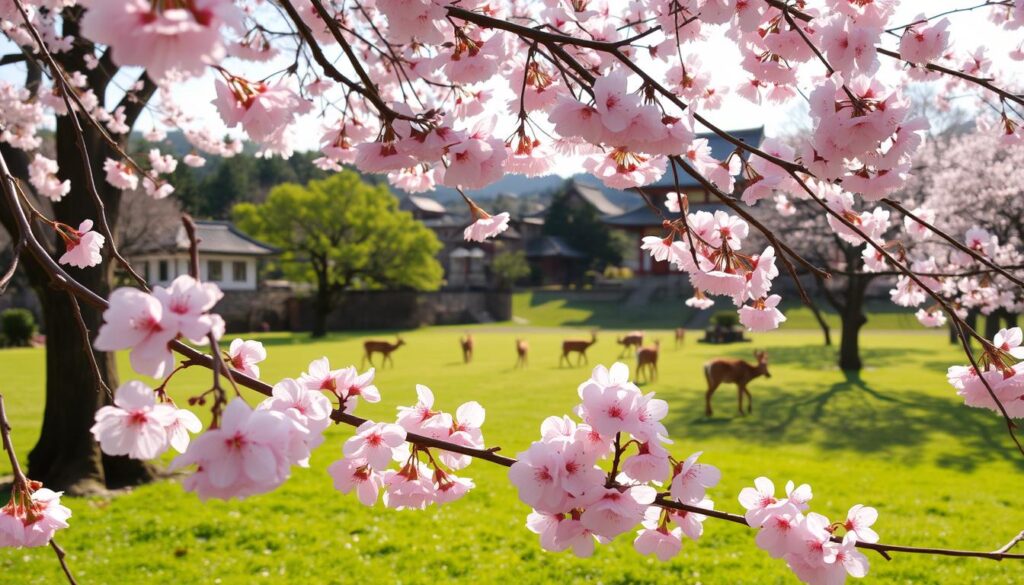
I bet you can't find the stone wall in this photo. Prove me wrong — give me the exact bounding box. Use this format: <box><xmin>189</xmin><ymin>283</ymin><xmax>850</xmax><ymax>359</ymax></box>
<box><xmin>284</xmin><ymin>290</ymin><xmax>512</xmax><ymax>332</ymax></box>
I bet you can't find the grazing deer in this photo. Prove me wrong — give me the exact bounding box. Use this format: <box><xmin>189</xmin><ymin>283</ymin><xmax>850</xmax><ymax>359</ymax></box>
<box><xmin>560</xmin><ymin>331</ymin><xmax>598</xmax><ymax>367</ymax></box>
<box><xmin>675</xmin><ymin>328</ymin><xmax>686</xmax><ymax>348</ymax></box>
<box><xmin>515</xmin><ymin>338</ymin><xmax>528</xmax><ymax>368</ymax></box>
<box><xmin>460</xmin><ymin>333</ymin><xmax>474</xmax><ymax>364</ymax></box>
<box><xmin>616</xmin><ymin>330</ymin><xmax>644</xmax><ymax>358</ymax></box>
<box><xmin>362</xmin><ymin>336</ymin><xmax>405</xmax><ymax>369</ymax></box>
<box><xmin>636</xmin><ymin>340</ymin><xmax>660</xmax><ymax>383</ymax></box>
<box><xmin>703</xmin><ymin>350</ymin><xmax>770</xmax><ymax>417</ymax></box>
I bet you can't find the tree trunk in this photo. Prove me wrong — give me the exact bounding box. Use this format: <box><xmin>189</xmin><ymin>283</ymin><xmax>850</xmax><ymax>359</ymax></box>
<box><xmin>984</xmin><ymin>307</ymin><xmax>1009</xmax><ymax>341</ymax></box>
<box><xmin>838</xmin><ymin>275</ymin><xmax>869</xmax><ymax>372</ymax></box>
<box><xmin>312</xmin><ymin>269</ymin><xmax>331</xmax><ymax>338</ymax></box>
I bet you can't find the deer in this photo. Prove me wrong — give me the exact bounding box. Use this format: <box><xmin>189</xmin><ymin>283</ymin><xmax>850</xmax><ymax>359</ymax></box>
<box><xmin>362</xmin><ymin>336</ymin><xmax>405</xmax><ymax>369</ymax></box>
<box><xmin>703</xmin><ymin>350</ymin><xmax>770</xmax><ymax>417</ymax></box>
<box><xmin>636</xmin><ymin>340</ymin><xmax>660</xmax><ymax>383</ymax></box>
<box><xmin>674</xmin><ymin>328</ymin><xmax>685</xmax><ymax>348</ymax></box>
<box><xmin>560</xmin><ymin>331</ymin><xmax>597</xmax><ymax>367</ymax></box>
<box><xmin>460</xmin><ymin>333</ymin><xmax>474</xmax><ymax>364</ymax></box>
<box><xmin>514</xmin><ymin>338</ymin><xmax>528</xmax><ymax>368</ymax></box>
<box><xmin>616</xmin><ymin>330</ymin><xmax>644</xmax><ymax>358</ymax></box>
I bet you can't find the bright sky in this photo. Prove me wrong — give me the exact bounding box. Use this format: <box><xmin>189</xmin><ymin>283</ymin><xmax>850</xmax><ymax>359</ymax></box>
<box><xmin>1</xmin><ymin>1</ymin><xmax>1020</xmax><ymax>166</ymax></box>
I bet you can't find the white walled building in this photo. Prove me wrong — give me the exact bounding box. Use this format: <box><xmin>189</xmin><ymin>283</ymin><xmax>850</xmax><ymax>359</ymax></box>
<box><xmin>131</xmin><ymin>220</ymin><xmax>277</xmax><ymax>291</ymax></box>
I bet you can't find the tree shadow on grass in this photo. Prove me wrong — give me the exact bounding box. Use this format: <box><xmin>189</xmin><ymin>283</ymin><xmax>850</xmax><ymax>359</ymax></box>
<box><xmin>717</xmin><ymin>344</ymin><xmax>931</xmax><ymax>371</ymax></box>
<box><xmin>669</xmin><ymin>368</ymin><xmax>1024</xmax><ymax>472</ymax></box>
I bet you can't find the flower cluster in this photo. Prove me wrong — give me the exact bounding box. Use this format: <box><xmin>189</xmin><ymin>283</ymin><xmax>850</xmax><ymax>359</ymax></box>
<box><xmin>740</xmin><ymin>477</ymin><xmax>874</xmax><ymax>585</ymax></box>
<box><xmin>328</xmin><ymin>385</ymin><xmax>484</xmax><ymax>509</ymax></box>
<box><xmin>511</xmin><ymin>363</ymin><xmax>719</xmax><ymax>559</ymax></box>
<box><xmin>94</xmin><ymin>275</ymin><xmax>224</xmax><ymax>378</ymax></box>
<box><xmin>0</xmin><ymin>485</ymin><xmax>72</xmax><ymax>548</ymax></box>
<box><xmin>91</xmin><ymin>381</ymin><xmax>201</xmax><ymax>460</ymax></box>
<box><xmin>55</xmin><ymin>219</ymin><xmax>105</xmax><ymax>269</ymax></box>
<box><xmin>642</xmin><ymin>201</ymin><xmax>784</xmax><ymax>331</ymax></box>
<box><xmin>948</xmin><ymin>327</ymin><xmax>1024</xmax><ymax>418</ymax></box>
<box><xmin>298</xmin><ymin>357</ymin><xmax>380</xmax><ymax>414</ymax></box>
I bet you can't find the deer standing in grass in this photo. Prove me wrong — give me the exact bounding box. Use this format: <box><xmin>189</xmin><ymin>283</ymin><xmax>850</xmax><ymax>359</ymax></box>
<box><xmin>616</xmin><ymin>331</ymin><xmax>644</xmax><ymax>358</ymax></box>
<box><xmin>362</xmin><ymin>336</ymin><xmax>405</xmax><ymax>369</ymax></box>
<box><xmin>515</xmin><ymin>338</ymin><xmax>528</xmax><ymax>368</ymax></box>
<box><xmin>675</xmin><ymin>328</ymin><xmax>685</xmax><ymax>348</ymax></box>
<box><xmin>560</xmin><ymin>331</ymin><xmax>597</xmax><ymax>367</ymax></box>
<box><xmin>460</xmin><ymin>333</ymin><xmax>474</xmax><ymax>364</ymax></box>
<box><xmin>636</xmin><ymin>340</ymin><xmax>660</xmax><ymax>383</ymax></box>
<box><xmin>704</xmin><ymin>350</ymin><xmax>770</xmax><ymax>417</ymax></box>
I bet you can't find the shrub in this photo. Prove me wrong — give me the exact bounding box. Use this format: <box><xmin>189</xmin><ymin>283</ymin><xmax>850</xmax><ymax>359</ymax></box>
<box><xmin>1</xmin><ymin>308</ymin><xmax>37</xmax><ymax>347</ymax></box>
<box><xmin>712</xmin><ymin>310</ymin><xmax>738</xmax><ymax>328</ymax></box>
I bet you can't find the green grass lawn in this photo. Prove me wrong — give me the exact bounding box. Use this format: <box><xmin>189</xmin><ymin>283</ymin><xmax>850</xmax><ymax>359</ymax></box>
<box><xmin>2</xmin><ymin>327</ymin><xmax>1022</xmax><ymax>584</ymax></box>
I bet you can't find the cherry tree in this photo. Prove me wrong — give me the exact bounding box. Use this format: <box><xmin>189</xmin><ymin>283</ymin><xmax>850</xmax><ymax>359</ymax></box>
<box><xmin>2</xmin><ymin>0</ymin><xmax>1024</xmax><ymax>583</ymax></box>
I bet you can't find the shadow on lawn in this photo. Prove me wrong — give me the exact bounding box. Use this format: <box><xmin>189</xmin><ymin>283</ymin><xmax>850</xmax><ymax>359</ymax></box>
<box><xmin>717</xmin><ymin>344</ymin><xmax>931</xmax><ymax>371</ymax></box>
<box><xmin>665</xmin><ymin>352</ymin><xmax>1024</xmax><ymax>472</ymax></box>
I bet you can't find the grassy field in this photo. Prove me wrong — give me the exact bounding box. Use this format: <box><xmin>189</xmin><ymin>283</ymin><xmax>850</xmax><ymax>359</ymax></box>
<box><xmin>1</xmin><ymin>327</ymin><xmax>1022</xmax><ymax>584</ymax></box>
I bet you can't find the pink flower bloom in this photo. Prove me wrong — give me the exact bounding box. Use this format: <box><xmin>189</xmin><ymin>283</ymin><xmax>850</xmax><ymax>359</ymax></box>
<box><xmin>593</xmin><ymin>70</ymin><xmax>641</xmax><ymax>133</ymax></box>
<box><xmin>259</xmin><ymin>378</ymin><xmax>333</xmax><ymax>464</ymax></box>
<box><xmin>577</xmin><ymin>363</ymin><xmax>642</xmax><ymax>437</ymax></box>
<box><xmin>685</xmin><ymin>292</ymin><xmax>715</xmax><ymax>310</ymax></box>
<box><xmin>171</xmin><ymin>398</ymin><xmax>295</xmax><ymax>501</ymax></box>
<box><xmin>440</xmin><ymin>401</ymin><xmax>486</xmax><ymax>470</ymax></box>
<box><xmin>335</xmin><ymin>366</ymin><xmax>381</xmax><ymax>413</ymax></box>
<box><xmin>183</xmin><ymin>153</ymin><xmax>206</xmax><ymax>168</ymax></box>
<box><xmin>227</xmin><ymin>339</ymin><xmax>266</xmax><ymax>378</ymax></box>
<box><xmin>672</xmin><ymin>497</ymin><xmax>713</xmax><ymax>540</ymax></box>
<box><xmin>844</xmin><ymin>504</ymin><xmax>879</xmax><ymax>543</ymax></box>
<box><xmin>0</xmin><ymin>488</ymin><xmax>72</xmax><ymax>548</ymax></box>
<box><xmin>434</xmin><ymin>470</ymin><xmax>475</xmax><ymax>505</ymax></box>
<box><xmin>526</xmin><ymin>510</ymin><xmax>567</xmax><ymax>552</ymax></box>
<box><xmin>508</xmin><ymin>442</ymin><xmax>569</xmax><ymax>514</ymax></box>
<box><xmin>396</xmin><ymin>384</ymin><xmax>452</xmax><ymax>438</ymax></box>
<box><xmin>90</xmin><ymin>381</ymin><xmax>177</xmax><ymax>460</ymax></box>
<box><xmin>786</xmin><ymin>481</ymin><xmax>813</xmax><ymax>511</ymax></box>
<box><xmin>464</xmin><ymin>211</ymin><xmax>510</xmax><ymax>242</ymax></box>
<box><xmin>621</xmin><ymin>441</ymin><xmax>670</xmax><ymax>484</ymax></box>
<box><xmin>152</xmin><ymin>275</ymin><xmax>223</xmax><ymax>343</ymax></box>
<box><xmin>58</xmin><ymin>219</ymin><xmax>105</xmax><ymax>269</ymax></box>
<box><xmin>739</xmin><ymin>477</ymin><xmax>796</xmax><ymax>527</ymax></box>
<box><xmin>94</xmin><ymin>287</ymin><xmax>178</xmax><ymax>378</ymax></box>
<box><xmin>739</xmin><ymin>295</ymin><xmax>787</xmax><ymax>332</ymax></box>
<box><xmin>148</xmin><ymin>149</ymin><xmax>177</xmax><ymax>174</ymax></box>
<box><xmin>27</xmin><ymin>154</ymin><xmax>69</xmax><ymax>201</ymax></box>
<box><xmin>382</xmin><ymin>464</ymin><xmax>437</xmax><ymax>510</ymax></box>
<box><xmin>328</xmin><ymin>457</ymin><xmax>385</xmax><ymax>506</ymax></box>
<box><xmin>755</xmin><ymin>508</ymin><xmax>804</xmax><ymax>558</ymax></box>
<box><xmin>585</xmin><ymin>149</ymin><xmax>666</xmax><ymax>189</ymax></box>
<box><xmin>669</xmin><ymin>451</ymin><xmax>722</xmax><ymax>504</ymax></box>
<box><xmin>634</xmin><ymin>525</ymin><xmax>682</xmax><ymax>561</ymax></box>
<box><xmin>915</xmin><ymin>308</ymin><xmax>947</xmax><ymax>328</ymax></box>
<box><xmin>899</xmin><ymin>16</ymin><xmax>950</xmax><ymax>65</ymax></box>
<box><xmin>213</xmin><ymin>78</ymin><xmax>311</xmax><ymax>148</ymax></box>
<box><xmin>994</xmin><ymin>327</ymin><xmax>1024</xmax><ymax>359</ymax></box>
<box><xmin>548</xmin><ymin>96</ymin><xmax>605</xmax><ymax>144</ymax></box>
<box><xmin>166</xmin><ymin>407</ymin><xmax>203</xmax><ymax>454</ymax></box>
<box><xmin>80</xmin><ymin>0</ymin><xmax>240</xmax><ymax>81</ymax></box>
<box><xmin>299</xmin><ymin>357</ymin><xmax>346</xmax><ymax>393</ymax></box>
<box><xmin>343</xmin><ymin>421</ymin><xmax>407</xmax><ymax>470</ymax></box>
<box><xmin>580</xmin><ymin>485</ymin><xmax>657</xmax><ymax>538</ymax></box>
<box><xmin>103</xmin><ymin>158</ymin><xmax>138</xmax><ymax>190</ymax></box>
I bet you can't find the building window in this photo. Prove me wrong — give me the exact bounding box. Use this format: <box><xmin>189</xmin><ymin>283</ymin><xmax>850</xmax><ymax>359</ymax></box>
<box><xmin>158</xmin><ymin>260</ymin><xmax>169</xmax><ymax>281</ymax></box>
<box><xmin>208</xmin><ymin>260</ymin><xmax>223</xmax><ymax>282</ymax></box>
<box><xmin>142</xmin><ymin>260</ymin><xmax>150</xmax><ymax>281</ymax></box>
<box><xmin>232</xmin><ymin>261</ymin><xmax>247</xmax><ymax>282</ymax></box>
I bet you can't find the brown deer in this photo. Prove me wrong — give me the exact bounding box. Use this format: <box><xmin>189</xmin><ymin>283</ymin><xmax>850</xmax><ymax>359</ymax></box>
<box><xmin>560</xmin><ymin>331</ymin><xmax>597</xmax><ymax>367</ymax></box>
<box><xmin>460</xmin><ymin>333</ymin><xmax>474</xmax><ymax>364</ymax></box>
<box><xmin>362</xmin><ymin>336</ymin><xmax>405</xmax><ymax>369</ymax></box>
<box><xmin>636</xmin><ymin>340</ymin><xmax>660</xmax><ymax>383</ymax></box>
<box><xmin>674</xmin><ymin>328</ymin><xmax>686</xmax><ymax>348</ymax></box>
<box><xmin>515</xmin><ymin>338</ymin><xmax>528</xmax><ymax>368</ymax></box>
<box><xmin>704</xmin><ymin>350</ymin><xmax>770</xmax><ymax>417</ymax></box>
<box><xmin>616</xmin><ymin>330</ymin><xmax>644</xmax><ymax>358</ymax></box>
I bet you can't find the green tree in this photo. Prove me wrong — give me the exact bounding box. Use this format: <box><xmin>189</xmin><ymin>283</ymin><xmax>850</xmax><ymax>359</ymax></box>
<box><xmin>492</xmin><ymin>250</ymin><xmax>531</xmax><ymax>289</ymax></box>
<box><xmin>542</xmin><ymin>183</ymin><xmax>625</xmax><ymax>273</ymax></box>
<box><xmin>234</xmin><ymin>171</ymin><xmax>443</xmax><ymax>337</ymax></box>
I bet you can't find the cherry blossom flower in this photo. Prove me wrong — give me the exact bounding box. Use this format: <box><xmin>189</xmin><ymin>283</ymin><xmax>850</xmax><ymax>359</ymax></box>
<box><xmin>335</xmin><ymin>367</ymin><xmax>381</xmax><ymax>413</ymax></box>
<box><xmin>214</xmin><ymin>77</ymin><xmax>311</xmax><ymax>149</ymax></box>
<box><xmin>396</xmin><ymin>384</ymin><xmax>453</xmax><ymax>438</ymax></box>
<box><xmin>328</xmin><ymin>457</ymin><xmax>385</xmax><ymax>506</ymax></box>
<box><xmin>227</xmin><ymin>339</ymin><xmax>266</xmax><ymax>378</ymax></box>
<box><xmin>739</xmin><ymin>295</ymin><xmax>787</xmax><ymax>332</ymax></box>
<box><xmin>915</xmin><ymin>308</ymin><xmax>947</xmax><ymax>328</ymax></box>
<box><xmin>90</xmin><ymin>381</ymin><xmax>177</xmax><ymax>460</ymax></box>
<box><xmin>994</xmin><ymin>327</ymin><xmax>1024</xmax><ymax>359</ymax></box>
<box><xmin>508</xmin><ymin>442</ymin><xmax>569</xmax><ymax>514</ymax></box>
<box><xmin>94</xmin><ymin>288</ymin><xmax>178</xmax><ymax>378</ymax></box>
<box><xmin>464</xmin><ymin>211</ymin><xmax>510</xmax><ymax>242</ymax></box>
<box><xmin>621</xmin><ymin>441</ymin><xmax>670</xmax><ymax>484</ymax></box>
<box><xmin>57</xmin><ymin>219</ymin><xmax>105</xmax><ymax>269</ymax></box>
<box><xmin>103</xmin><ymin>158</ymin><xmax>138</xmax><ymax>190</ymax></box>
<box><xmin>739</xmin><ymin>476</ymin><xmax>794</xmax><ymax>527</ymax></box>
<box><xmin>439</xmin><ymin>401</ymin><xmax>486</xmax><ymax>470</ymax></box>
<box><xmin>669</xmin><ymin>451</ymin><xmax>722</xmax><ymax>504</ymax></box>
<box><xmin>844</xmin><ymin>504</ymin><xmax>879</xmax><ymax>543</ymax></box>
<box><xmin>577</xmin><ymin>363</ymin><xmax>642</xmax><ymax>437</ymax></box>
<box><xmin>183</xmin><ymin>153</ymin><xmax>206</xmax><ymax>168</ymax></box>
<box><xmin>27</xmin><ymin>154</ymin><xmax>69</xmax><ymax>201</ymax></box>
<box><xmin>899</xmin><ymin>17</ymin><xmax>950</xmax><ymax>65</ymax></box>
<box><xmin>0</xmin><ymin>488</ymin><xmax>72</xmax><ymax>548</ymax></box>
<box><xmin>343</xmin><ymin>421</ymin><xmax>407</xmax><ymax>470</ymax></box>
<box><xmin>259</xmin><ymin>378</ymin><xmax>333</xmax><ymax>462</ymax></box>
<box><xmin>634</xmin><ymin>523</ymin><xmax>682</xmax><ymax>561</ymax></box>
<box><xmin>148</xmin><ymin>149</ymin><xmax>177</xmax><ymax>174</ymax></box>
<box><xmin>152</xmin><ymin>275</ymin><xmax>223</xmax><ymax>343</ymax></box>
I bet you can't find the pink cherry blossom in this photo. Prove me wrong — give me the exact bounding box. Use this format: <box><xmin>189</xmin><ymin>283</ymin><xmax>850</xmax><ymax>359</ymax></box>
<box><xmin>227</xmin><ymin>339</ymin><xmax>266</xmax><ymax>378</ymax></box>
<box><xmin>103</xmin><ymin>158</ymin><xmax>138</xmax><ymax>190</ymax></box>
<box><xmin>994</xmin><ymin>327</ymin><xmax>1024</xmax><ymax>359</ymax></box>
<box><xmin>899</xmin><ymin>17</ymin><xmax>950</xmax><ymax>65</ymax></box>
<box><xmin>577</xmin><ymin>363</ymin><xmax>641</xmax><ymax>437</ymax></box>
<box><xmin>259</xmin><ymin>378</ymin><xmax>333</xmax><ymax>464</ymax></box>
<box><xmin>183</xmin><ymin>153</ymin><xmax>206</xmax><ymax>168</ymax></box>
<box><xmin>464</xmin><ymin>211</ymin><xmax>510</xmax><ymax>242</ymax></box>
<box><xmin>343</xmin><ymin>421</ymin><xmax>407</xmax><ymax>470</ymax></box>
<box><xmin>0</xmin><ymin>488</ymin><xmax>72</xmax><ymax>548</ymax></box>
<box><xmin>439</xmin><ymin>401</ymin><xmax>486</xmax><ymax>470</ymax></box>
<box><xmin>94</xmin><ymin>287</ymin><xmax>177</xmax><ymax>378</ymax></box>
<box><xmin>152</xmin><ymin>275</ymin><xmax>223</xmax><ymax>343</ymax></box>
<box><xmin>585</xmin><ymin>149</ymin><xmax>666</xmax><ymax>189</ymax></box>
<box><xmin>844</xmin><ymin>504</ymin><xmax>879</xmax><ymax>543</ymax></box>
<box><xmin>90</xmin><ymin>381</ymin><xmax>177</xmax><ymax>460</ymax></box>
<box><xmin>915</xmin><ymin>308</ymin><xmax>947</xmax><ymax>328</ymax></box>
<box><xmin>148</xmin><ymin>149</ymin><xmax>177</xmax><ymax>174</ymax></box>
<box><xmin>633</xmin><ymin>524</ymin><xmax>682</xmax><ymax>561</ymax></box>
<box><xmin>396</xmin><ymin>384</ymin><xmax>452</xmax><ymax>438</ymax></box>
<box><xmin>739</xmin><ymin>295</ymin><xmax>787</xmax><ymax>332</ymax></box>
<box><xmin>328</xmin><ymin>457</ymin><xmax>385</xmax><ymax>506</ymax></box>
<box><xmin>621</xmin><ymin>441</ymin><xmax>670</xmax><ymax>484</ymax></box>
<box><xmin>669</xmin><ymin>451</ymin><xmax>722</xmax><ymax>504</ymax></box>
<box><xmin>27</xmin><ymin>154</ymin><xmax>69</xmax><ymax>201</ymax></box>
<box><xmin>213</xmin><ymin>78</ymin><xmax>311</xmax><ymax>149</ymax></box>
<box><xmin>335</xmin><ymin>366</ymin><xmax>381</xmax><ymax>413</ymax></box>
<box><xmin>739</xmin><ymin>476</ymin><xmax>794</xmax><ymax>527</ymax></box>
<box><xmin>58</xmin><ymin>219</ymin><xmax>105</xmax><ymax>269</ymax></box>
<box><xmin>508</xmin><ymin>442</ymin><xmax>569</xmax><ymax>514</ymax></box>
<box><xmin>580</xmin><ymin>485</ymin><xmax>657</xmax><ymax>538</ymax></box>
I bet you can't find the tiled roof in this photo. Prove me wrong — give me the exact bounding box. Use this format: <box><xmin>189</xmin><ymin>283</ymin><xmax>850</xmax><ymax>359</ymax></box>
<box><xmin>168</xmin><ymin>221</ymin><xmax>278</xmax><ymax>255</ymax></box>
<box><xmin>525</xmin><ymin>235</ymin><xmax>587</xmax><ymax>259</ymax></box>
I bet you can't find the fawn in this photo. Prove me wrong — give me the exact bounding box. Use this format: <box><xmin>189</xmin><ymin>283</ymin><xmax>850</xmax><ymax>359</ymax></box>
<box><xmin>675</xmin><ymin>328</ymin><xmax>685</xmax><ymax>348</ymax></box>
<box><xmin>616</xmin><ymin>331</ymin><xmax>644</xmax><ymax>358</ymax></box>
<box><xmin>362</xmin><ymin>336</ymin><xmax>405</xmax><ymax>368</ymax></box>
<box><xmin>515</xmin><ymin>338</ymin><xmax>528</xmax><ymax>368</ymax></box>
<box><xmin>636</xmin><ymin>339</ymin><xmax>660</xmax><ymax>383</ymax></box>
<box><xmin>560</xmin><ymin>331</ymin><xmax>597</xmax><ymax>367</ymax></box>
<box><xmin>703</xmin><ymin>350</ymin><xmax>770</xmax><ymax>417</ymax></box>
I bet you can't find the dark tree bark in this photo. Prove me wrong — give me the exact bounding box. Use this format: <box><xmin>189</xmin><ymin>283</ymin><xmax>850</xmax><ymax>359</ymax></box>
<box><xmin>311</xmin><ymin>255</ymin><xmax>331</xmax><ymax>338</ymax></box>
<box><xmin>837</xmin><ymin>274</ymin><xmax>870</xmax><ymax>371</ymax></box>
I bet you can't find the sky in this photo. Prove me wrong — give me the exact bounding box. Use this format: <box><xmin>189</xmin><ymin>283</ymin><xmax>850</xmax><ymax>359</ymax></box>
<box><xmin>1</xmin><ymin>1</ymin><xmax>1020</xmax><ymax>168</ymax></box>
